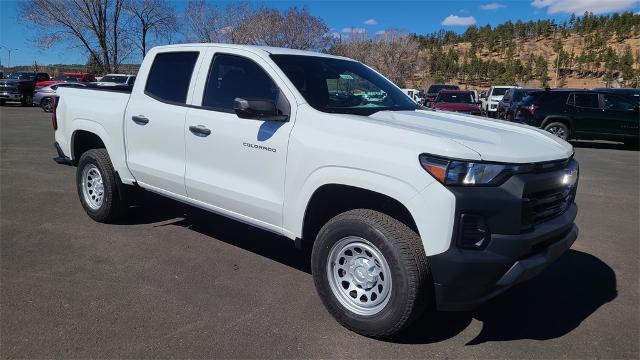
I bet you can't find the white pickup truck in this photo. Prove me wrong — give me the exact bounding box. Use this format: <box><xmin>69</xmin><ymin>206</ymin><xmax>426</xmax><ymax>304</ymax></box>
<box><xmin>480</xmin><ymin>85</ymin><xmax>517</xmax><ymax>118</ymax></box>
<box><xmin>52</xmin><ymin>44</ymin><xmax>579</xmax><ymax>338</ymax></box>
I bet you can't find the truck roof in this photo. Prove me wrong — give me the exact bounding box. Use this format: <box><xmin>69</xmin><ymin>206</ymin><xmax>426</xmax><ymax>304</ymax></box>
<box><xmin>154</xmin><ymin>43</ymin><xmax>352</xmax><ymax>61</ymax></box>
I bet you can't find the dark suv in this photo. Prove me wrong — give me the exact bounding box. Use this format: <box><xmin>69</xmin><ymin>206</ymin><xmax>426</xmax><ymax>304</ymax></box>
<box><xmin>497</xmin><ymin>87</ymin><xmax>541</xmax><ymax>120</ymax></box>
<box><xmin>515</xmin><ymin>89</ymin><xmax>639</xmax><ymax>146</ymax></box>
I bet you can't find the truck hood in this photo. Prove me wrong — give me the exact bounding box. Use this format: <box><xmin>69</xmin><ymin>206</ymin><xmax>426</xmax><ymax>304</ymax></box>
<box><xmin>367</xmin><ymin>110</ymin><xmax>573</xmax><ymax>163</ymax></box>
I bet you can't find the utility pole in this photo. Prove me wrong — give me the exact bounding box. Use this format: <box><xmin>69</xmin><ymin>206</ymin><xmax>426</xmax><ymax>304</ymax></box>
<box><xmin>0</xmin><ymin>45</ymin><xmax>18</xmax><ymax>69</ymax></box>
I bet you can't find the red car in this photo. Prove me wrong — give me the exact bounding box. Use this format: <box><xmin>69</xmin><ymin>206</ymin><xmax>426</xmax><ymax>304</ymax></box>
<box><xmin>36</xmin><ymin>72</ymin><xmax>96</xmax><ymax>88</ymax></box>
<box><xmin>431</xmin><ymin>90</ymin><xmax>481</xmax><ymax>115</ymax></box>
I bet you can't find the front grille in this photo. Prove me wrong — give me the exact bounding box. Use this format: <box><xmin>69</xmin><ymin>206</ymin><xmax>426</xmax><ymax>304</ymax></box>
<box><xmin>0</xmin><ymin>86</ymin><xmax>19</xmax><ymax>93</ymax></box>
<box><xmin>522</xmin><ymin>187</ymin><xmax>574</xmax><ymax>225</ymax></box>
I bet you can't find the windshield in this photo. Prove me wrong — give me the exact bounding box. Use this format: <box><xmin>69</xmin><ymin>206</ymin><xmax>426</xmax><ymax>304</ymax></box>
<box><xmin>427</xmin><ymin>84</ymin><xmax>459</xmax><ymax>94</ymax></box>
<box><xmin>100</xmin><ymin>75</ymin><xmax>128</xmax><ymax>83</ymax></box>
<box><xmin>492</xmin><ymin>87</ymin><xmax>510</xmax><ymax>96</ymax></box>
<box><xmin>270</xmin><ymin>55</ymin><xmax>417</xmax><ymax>116</ymax></box>
<box><xmin>436</xmin><ymin>92</ymin><xmax>474</xmax><ymax>103</ymax></box>
<box><xmin>7</xmin><ymin>72</ymin><xmax>35</xmax><ymax>80</ymax></box>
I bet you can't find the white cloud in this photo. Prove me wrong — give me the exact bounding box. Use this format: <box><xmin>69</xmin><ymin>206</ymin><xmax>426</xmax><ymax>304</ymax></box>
<box><xmin>363</xmin><ymin>18</ymin><xmax>378</xmax><ymax>26</ymax></box>
<box><xmin>341</xmin><ymin>27</ymin><xmax>366</xmax><ymax>34</ymax></box>
<box><xmin>531</xmin><ymin>0</ymin><xmax>638</xmax><ymax>14</ymax></box>
<box><xmin>441</xmin><ymin>15</ymin><xmax>477</xmax><ymax>26</ymax></box>
<box><xmin>480</xmin><ymin>2</ymin><xmax>506</xmax><ymax>10</ymax></box>
<box><xmin>375</xmin><ymin>30</ymin><xmax>386</xmax><ymax>35</ymax></box>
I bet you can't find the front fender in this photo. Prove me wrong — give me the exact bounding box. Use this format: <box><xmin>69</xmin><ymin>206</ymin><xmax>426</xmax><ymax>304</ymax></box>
<box><xmin>283</xmin><ymin>166</ymin><xmax>446</xmax><ymax>254</ymax></box>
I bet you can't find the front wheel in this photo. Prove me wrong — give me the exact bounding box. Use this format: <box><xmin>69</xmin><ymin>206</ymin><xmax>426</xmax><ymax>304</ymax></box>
<box><xmin>544</xmin><ymin>122</ymin><xmax>570</xmax><ymax>140</ymax></box>
<box><xmin>76</xmin><ymin>149</ymin><xmax>127</xmax><ymax>222</ymax></box>
<box><xmin>311</xmin><ymin>209</ymin><xmax>431</xmax><ymax>338</ymax></box>
<box><xmin>21</xmin><ymin>94</ymin><xmax>33</xmax><ymax>107</ymax></box>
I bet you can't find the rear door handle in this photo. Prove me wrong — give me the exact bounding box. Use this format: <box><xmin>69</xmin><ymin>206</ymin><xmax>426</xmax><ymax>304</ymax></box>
<box><xmin>132</xmin><ymin>115</ymin><xmax>149</xmax><ymax>125</ymax></box>
<box><xmin>189</xmin><ymin>125</ymin><xmax>211</xmax><ymax>137</ymax></box>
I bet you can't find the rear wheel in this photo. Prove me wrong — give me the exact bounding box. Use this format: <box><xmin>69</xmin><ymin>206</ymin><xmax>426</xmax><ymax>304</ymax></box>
<box><xmin>544</xmin><ymin>122</ymin><xmax>570</xmax><ymax>140</ymax></box>
<box><xmin>311</xmin><ymin>209</ymin><xmax>431</xmax><ymax>338</ymax></box>
<box><xmin>41</xmin><ymin>97</ymin><xmax>53</xmax><ymax>112</ymax></box>
<box><xmin>76</xmin><ymin>149</ymin><xmax>127</xmax><ymax>223</ymax></box>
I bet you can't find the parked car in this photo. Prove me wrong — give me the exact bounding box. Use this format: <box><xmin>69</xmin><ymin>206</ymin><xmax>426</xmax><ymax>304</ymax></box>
<box><xmin>480</xmin><ymin>86</ymin><xmax>516</xmax><ymax>118</ymax></box>
<box><xmin>515</xmin><ymin>89</ymin><xmax>639</xmax><ymax>146</ymax></box>
<box><xmin>497</xmin><ymin>88</ymin><xmax>542</xmax><ymax>121</ymax></box>
<box><xmin>36</xmin><ymin>72</ymin><xmax>97</xmax><ymax>88</ymax></box>
<box><xmin>401</xmin><ymin>88</ymin><xmax>424</xmax><ymax>104</ymax></box>
<box><xmin>425</xmin><ymin>84</ymin><xmax>459</xmax><ymax>105</ymax></box>
<box><xmin>0</xmin><ymin>71</ymin><xmax>49</xmax><ymax>106</ymax></box>
<box><xmin>53</xmin><ymin>44</ymin><xmax>578</xmax><ymax>338</ymax></box>
<box><xmin>430</xmin><ymin>90</ymin><xmax>481</xmax><ymax>115</ymax></box>
<box><xmin>95</xmin><ymin>74</ymin><xmax>136</xmax><ymax>87</ymax></box>
<box><xmin>593</xmin><ymin>88</ymin><xmax>640</xmax><ymax>104</ymax></box>
<box><xmin>35</xmin><ymin>82</ymin><xmax>86</xmax><ymax>112</ymax></box>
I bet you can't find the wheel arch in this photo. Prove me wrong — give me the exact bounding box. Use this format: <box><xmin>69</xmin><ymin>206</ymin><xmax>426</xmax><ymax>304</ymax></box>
<box><xmin>541</xmin><ymin>116</ymin><xmax>573</xmax><ymax>131</ymax></box>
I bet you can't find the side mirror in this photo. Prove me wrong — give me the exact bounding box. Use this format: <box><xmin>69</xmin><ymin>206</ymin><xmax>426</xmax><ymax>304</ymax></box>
<box><xmin>480</xmin><ymin>92</ymin><xmax>487</xmax><ymax>99</ymax></box>
<box><xmin>234</xmin><ymin>97</ymin><xmax>288</xmax><ymax>122</ymax></box>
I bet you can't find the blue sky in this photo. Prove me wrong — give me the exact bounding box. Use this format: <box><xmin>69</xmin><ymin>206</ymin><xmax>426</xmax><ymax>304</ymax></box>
<box><xmin>1</xmin><ymin>0</ymin><xmax>638</xmax><ymax>66</ymax></box>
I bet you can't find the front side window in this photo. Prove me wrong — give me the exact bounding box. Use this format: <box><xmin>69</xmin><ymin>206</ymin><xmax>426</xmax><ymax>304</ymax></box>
<box><xmin>271</xmin><ymin>54</ymin><xmax>416</xmax><ymax>116</ymax></box>
<box><xmin>203</xmin><ymin>54</ymin><xmax>279</xmax><ymax>112</ymax></box>
<box><xmin>603</xmin><ymin>94</ymin><xmax>635</xmax><ymax>111</ymax></box>
<box><xmin>573</xmin><ymin>93</ymin><xmax>600</xmax><ymax>109</ymax></box>
<box><xmin>145</xmin><ymin>51</ymin><xmax>199</xmax><ymax>104</ymax></box>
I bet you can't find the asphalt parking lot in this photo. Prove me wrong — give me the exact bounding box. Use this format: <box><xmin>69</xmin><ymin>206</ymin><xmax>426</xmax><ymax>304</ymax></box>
<box><xmin>1</xmin><ymin>105</ymin><xmax>638</xmax><ymax>359</ymax></box>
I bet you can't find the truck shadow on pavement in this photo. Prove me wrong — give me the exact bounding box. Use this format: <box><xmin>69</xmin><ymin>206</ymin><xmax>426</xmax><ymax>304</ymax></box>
<box><xmin>124</xmin><ymin>192</ymin><xmax>617</xmax><ymax>346</ymax></box>
<box><xmin>394</xmin><ymin>249</ymin><xmax>617</xmax><ymax>345</ymax></box>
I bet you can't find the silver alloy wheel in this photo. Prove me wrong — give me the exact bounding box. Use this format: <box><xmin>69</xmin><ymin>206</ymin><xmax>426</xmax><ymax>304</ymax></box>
<box><xmin>546</xmin><ymin>125</ymin><xmax>567</xmax><ymax>140</ymax></box>
<box><xmin>81</xmin><ymin>164</ymin><xmax>105</xmax><ymax>210</ymax></box>
<box><xmin>41</xmin><ymin>98</ymin><xmax>52</xmax><ymax>112</ymax></box>
<box><xmin>327</xmin><ymin>236</ymin><xmax>392</xmax><ymax>316</ymax></box>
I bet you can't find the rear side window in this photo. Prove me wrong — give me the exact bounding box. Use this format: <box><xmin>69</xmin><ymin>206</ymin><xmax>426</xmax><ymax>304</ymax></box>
<box><xmin>202</xmin><ymin>54</ymin><xmax>279</xmax><ymax>111</ymax></box>
<box><xmin>573</xmin><ymin>93</ymin><xmax>600</xmax><ymax>109</ymax></box>
<box><xmin>603</xmin><ymin>94</ymin><xmax>635</xmax><ymax>111</ymax></box>
<box><xmin>145</xmin><ymin>52</ymin><xmax>199</xmax><ymax>104</ymax></box>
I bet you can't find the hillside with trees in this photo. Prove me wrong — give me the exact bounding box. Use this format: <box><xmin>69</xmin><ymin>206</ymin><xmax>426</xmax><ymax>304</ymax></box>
<box><xmin>411</xmin><ymin>12</ymin><xmax>640</xmax><ymax>89</ymax></box>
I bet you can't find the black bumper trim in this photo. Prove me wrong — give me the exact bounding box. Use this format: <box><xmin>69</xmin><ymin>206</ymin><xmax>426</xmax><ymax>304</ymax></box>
<box><xmin>53</xmin><ymin>142</ymin><xmax>73</xmax><ymax>166</ymax></box>
<box><xmin>429</xmin><ymin>203</ymin><xmax>578</xmax><ymax>311</ymax></box>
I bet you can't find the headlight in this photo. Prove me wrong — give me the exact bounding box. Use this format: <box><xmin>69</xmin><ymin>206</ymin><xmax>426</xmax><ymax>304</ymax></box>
<box><xmin>419</xmin><ymin>154</ymin><xmax>519</xmax><ymax>186</ymax></box>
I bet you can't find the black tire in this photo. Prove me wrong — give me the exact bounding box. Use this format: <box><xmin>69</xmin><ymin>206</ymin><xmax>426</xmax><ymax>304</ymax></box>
<box><xmin>76</xmin><ymin>149</ymin><xmax>127</xmax><ymax>223</ymax></box>
<box><xmin>41</xmin><ymin>97</ymin><xmax>53</xmax><ymax>112</ymax></box>
<box><xmin>624</xmin><ymin>138</ymin><xmax>639</xmax><ymax>150</ymax></box>
<box><xmin>544</xmin><ymin>121</ymin><xmax>571</xmax><ymax>140</ymax></box>
<box><xmin>311</xmin><ymin>209</ymin><xmax>431</xmax><ymax>338</ymax></box>
<box><xmin>21</xmin><ymin>94</ymin><xmax>33</xmax><ymax>107</ymax></box>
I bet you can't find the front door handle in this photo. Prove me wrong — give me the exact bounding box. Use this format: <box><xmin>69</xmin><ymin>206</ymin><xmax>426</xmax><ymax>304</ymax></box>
<box><xmin>132</xmin><ymin>115</ymin><xmax>149</xmax><ymax>125</ymax></box>
<box><xmin>189</xmin><ymin>125</ymin><xmax>211</xmax><ymax>137</ymax></box>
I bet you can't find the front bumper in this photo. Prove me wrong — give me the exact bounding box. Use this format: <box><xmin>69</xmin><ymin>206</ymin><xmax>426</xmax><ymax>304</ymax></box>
<box><xmin>427</xmin><ymin>159</ymin><xmax>579</xmax><ymax>311</ymax></box>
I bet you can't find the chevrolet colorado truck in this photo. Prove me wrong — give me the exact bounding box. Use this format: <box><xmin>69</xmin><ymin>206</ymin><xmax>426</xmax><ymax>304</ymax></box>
<box><xmin>52</xmin><ymin>44</ymin><xmax>579</xmax><ymax>338</ymax></box>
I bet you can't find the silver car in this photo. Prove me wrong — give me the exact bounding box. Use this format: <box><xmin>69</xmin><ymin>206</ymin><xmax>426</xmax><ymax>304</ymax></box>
<box><xmin>34</xmin><ymin>82</ymin><xmax>86</xmax><ymax>112</ymax></box>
